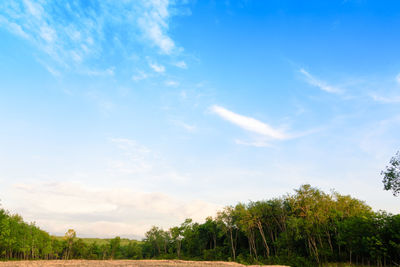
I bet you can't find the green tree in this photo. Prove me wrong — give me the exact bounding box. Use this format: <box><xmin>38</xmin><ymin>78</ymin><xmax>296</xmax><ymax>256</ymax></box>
<box><xmin>109</xmin><ymin>236</ymin><xmax>121</xmax><ymax>259</ymax></box>
<box><xmin>381</xmin><ymin>151</ymin><xmax>400</xmax><ymax>196</ymax></box>
<box><xmin>121</xmin><ymin>241</ymin><xmax>142</xmax><ymax>259</ymax></box>
<box><xmin>217</xmin><ymin>207</ymin><xmax>238</xmax><ymax>261</ymax></box>
<box><xmin>144</xmin><ymin>226</ymin><xmax>167</xmax><ymax>257</ymax></box>
<box><xmin>87</xmin><ymin>242</ymin><xmax>100</xmax><ymax>259</ymax></box>
<box><xmin>64</xmin><ymin>229</ymin><xmax>76</xmax><ymax>260</ymax></box>
<box><xmin>72</xmin><ymin>238</ymin><xmax>88</xmax><ymax>259</ymax></box>
<box><xmin>170</xmin><ymin>226</ymin><xmax>183</xmax><ymax>258</ymax></box>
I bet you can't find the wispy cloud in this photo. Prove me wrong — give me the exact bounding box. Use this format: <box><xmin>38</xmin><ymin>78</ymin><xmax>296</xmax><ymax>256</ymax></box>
<box><xmin>165</xmin><ymin>80</ymin><xmax>179</xmax><ymax>87</ymax></box>
<box><xmin>171</xmin><ymin>120</ymin><xmax>196</xmax><ymax>132</ymax></box>
<box><xmin>370</xmin><ymin>94</ymin><xmax>400</xmax><ymax>103</ymax></box>
<box><xmin>368</xmin><ymin>73</ymin><xmax>400</xmax><ymax>103</ymax></box>
<box><xmin>358</xmin><ymin>115</ymin><xmax>400</xmax><ymax>159</ymax></box>
<box><xmin>210</xmin><ymin>105</ymin><xmax>289</xmax><ymax>140</ymax></box>
<box><xmin>234</xmin><ymin>128</ymin><xmax>321</xmax><ymax>147</ymax></box>
<box><xmin>174</xmin><ymin>61</ymin><xmax>187</xmax><ymax>69</ymax></box>
<box><xmin>107</xmin><ymin>138</ymin><xmax>188</xmax><ymax>184</ymax></box>
<box><xmin>85</xmin><ymin>67</ymin><xmax>115</xmax><ymax>77</ymax></box>
<box><xmin>137</xmin><ymin>1</ymin><xmax>176</xmax><ymax>55</ymax></box>
<box><xmin>234</xmin><ymin>139</ymin><xmax>272</xmax><ymax>147</ymax></box>
<box><xmin>86</xmin><ymin>91</ymin><xmax>114</xmax><ymax>114</ymax></box>
<box><xmin>108</xmin><ymin>138</ymin><xmax>153</xmax><ymax>175</ymax></box>
<box><xmin>0</xmin><ymin>0</ymin><xmax>185</xmax><ymax>73</ymax></box>
<box><xmin>110</xmin><ymin>138</ymin><xmax>149</xmax><ymax>152</ymax></box>
<box><xmin>132</xmin><ymin>70</ymin><xmax>149</xmax><ymax>81</ymax></box>
<box><xmin>149</xmin><ymin>62</ymin><xmax>166</xmax><ymax>73</ymax></box>
<box><xmin>299</xmin><ymin>68</ymin><xmax>343</xmax><ymax>94</ymax></box>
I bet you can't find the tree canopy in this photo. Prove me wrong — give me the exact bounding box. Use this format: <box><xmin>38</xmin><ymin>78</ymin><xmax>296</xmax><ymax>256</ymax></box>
<box><xmin>382</xmin><ymin>151</ymin><xmax>400</xmax><ymax>196</ymax></box>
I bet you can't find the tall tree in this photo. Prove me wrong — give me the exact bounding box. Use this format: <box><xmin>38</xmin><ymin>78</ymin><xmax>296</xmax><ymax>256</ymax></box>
<box><xmin>217</xmin><ymin>207</ymin><xmax>238</xmax><ymax>261</ymax></box>
<box><xmin>381</xmin><ymin>151</ymin><xmax>400</xmax><ymax>196</ymax></box>
<box><xmin>170</xmin><ymin>226</ymin><xmax>183</xmax><ymax>258</ymax></box>
<box><xmin>64</xmin><ymin>229</ymin><xmax>76</xmax><ymax>260</ymax></box>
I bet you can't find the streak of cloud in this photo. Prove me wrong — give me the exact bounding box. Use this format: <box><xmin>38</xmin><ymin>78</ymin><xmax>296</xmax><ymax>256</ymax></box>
<box><xmin>210</xmin><ymin>105</ymin><xmax>289</xmax><ymax>140</ymax></box>
<box><xmin>300</xmin><ymin>68</ymin><xmax>343</xmax><ymax>94</ymax></box>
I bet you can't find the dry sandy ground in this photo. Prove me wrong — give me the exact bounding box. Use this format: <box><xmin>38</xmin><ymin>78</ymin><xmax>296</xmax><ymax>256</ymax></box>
<box><xmin>0</xmin><ymin>260</ymin><xmax>289</xmax><ymax>267</ymax></box>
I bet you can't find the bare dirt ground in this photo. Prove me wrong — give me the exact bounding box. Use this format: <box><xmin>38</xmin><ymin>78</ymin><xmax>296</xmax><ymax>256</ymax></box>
<box><xmin>0</xmin><ymin>260</ymin><xmax>289</xmax><ymax>267</ymax></box>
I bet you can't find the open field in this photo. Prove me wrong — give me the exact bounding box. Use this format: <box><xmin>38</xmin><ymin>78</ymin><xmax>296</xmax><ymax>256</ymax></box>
<box><xmin>0</xmin><ymin>260</ymin><xmax>289</xmax><ymax>267</ymax></box>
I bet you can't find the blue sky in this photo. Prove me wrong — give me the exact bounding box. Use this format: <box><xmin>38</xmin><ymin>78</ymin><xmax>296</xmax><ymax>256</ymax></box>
<box><xmin>1</xmin><ymin>0</ymin><xmax>400</xmax><ymax>238</ymax></box>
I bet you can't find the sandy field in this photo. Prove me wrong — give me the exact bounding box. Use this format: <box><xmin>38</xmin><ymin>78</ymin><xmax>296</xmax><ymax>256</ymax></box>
<box><xmin>0</xmin><ymin>260</ymin><xmax>289</xmax><ymax>267</ymax></box>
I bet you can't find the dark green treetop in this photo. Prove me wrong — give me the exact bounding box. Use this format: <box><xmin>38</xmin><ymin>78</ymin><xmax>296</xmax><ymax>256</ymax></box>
<box><xmin>381</xmin><ymin>151</ymin><xmax>400</xmax><ymax>196</ymax></box>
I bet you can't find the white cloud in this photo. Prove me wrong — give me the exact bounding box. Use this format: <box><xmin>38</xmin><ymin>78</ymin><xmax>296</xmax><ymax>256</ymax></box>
<box><xmin>41</xmin><ymin>64</ymin><xmax>61</xmax><ymax>77</ymax></box>
<box><xmin>86</xmin><ymin>91</ymin><xmax>114</xmax><ymax>113</ymax></box>
<box><xmin>138</xmin><ymin>0</ymin><xmax>176</xmax><ymax>54</ymax></box>
<box><xmin>0</xmin><ymin>19</ymin><xmax>29</xmax><ymax>39</ymax></box>
<box><xmin>210</xmin><ymin>105</ymin><xmax>289</xmax><ymax>140</ymax></box>
<box><xmin>367</xmin><ymin>73</ymin><xmax>400</xmax><ymax>103</ymax></box>
<box><xmin>108</xmin><ymin>138</ymin><xmax>154</xmax><ymax>175</ymax></box>
<box><xmin>107</xmin><ymin>138</ymin><xmax>190</xmax><ymax>185</ymax></box>
<box><xmin>23</xmin><ymin>0</ymin><xmax>43</xmax><ymax>18</ymax></box>
<box><xmin>110</xmin><ymin>138</ymin><xmax>147</xmax><ymax>150</ymax></box>
<box><xmin>165</xmin><ymin>80</ymin><xmax>179</xmax><ymax>87</ymax></box>
<box><xmin>0</xmin><ymin>0</ymin><xmax>185</xmax><ymax>72</ymax></box>
<box><xmin>358</xmin><ymin>115</ymin><xmax>400</xmax><ymax>160</ymax></box>
<box><xmin>85</xmin><ymin>67</ymin><xmax>115</xmax><ymax>76</ymax></box>
<box><xmin>6</xmin><ymin>137</ymin><xmax>220</xmax><ymax>238</ymax></box>
<box><xmin>180</xmin><ymin>90</ymin><xmax>187</xmax><ymax>99</ymax></box>
<box><xmin>149</xmin><ymin>62</ymin><xmax>166</xmax><ymax>73</ymax></box>
<box><xmin>12</xmin><ymin>181</ymin><xmax>221</xmax><ymax>238</ymax></box>
<box><xmin>132</xmin><ymin>70</ymin><xmax>149</xmax><ymax>81</ymax></box>
<box><xmin>299</xmin><ymin>68</ymin><xmax>343</xmax><ymax>94</ymax></box>
<box><xmin>235</xmin><ymin>139</ymin><xmax>272</xmax><ymax>147</ymax></box>
<box><xmin>39</xmin><ymin>26</ymin><xmax>56</xmax><ymax>43</ymax></box>
<box><xmin>174</xmin><ymin>61</ymin><xmax>187</xmax><ymax>69</ymax></box>
<box><xmin>171</xmin><ymin>120</ymin><xmax>196</xmax><ymax>132</ymax></box>
<box><xmin>370</xmin><ymin>94</ymin><xmax>400</xmax><ymax>103</ymax></box>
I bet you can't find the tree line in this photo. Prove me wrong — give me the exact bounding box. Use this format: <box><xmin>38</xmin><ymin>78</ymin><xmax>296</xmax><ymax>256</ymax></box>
<box><xmin>0</xmin><ymin>208</ymin><xmax>142</xmax><ymax>260</ymax></box>
<box><xmin>0</xmin><ymin>184</ymin><xmax>399</xmax><ymax>266</ymax></box>
<box><xmin>141</xmin><ymin>185</ymin><xmax>400</xmax><ymax>266</ymax></box>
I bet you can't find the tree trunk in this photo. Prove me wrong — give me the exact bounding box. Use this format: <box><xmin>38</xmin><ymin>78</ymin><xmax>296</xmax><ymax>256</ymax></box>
<box><xmin>349</xmin><ymin>249</ymin><xmax>352</xmax><ymax>265</ymax></box>
<box><xmin>256</xmin><ymin>220</ymin><xmax>270</xmax><ymax>258</ymax></box>
<box><xmin>229</xmin><ymin>228</ymin><xmax>236</xmax><ymax>261</ymax></box>
<box><xmin>213</xmin><ymin>233</ymin><xmax>217</xmax><ymax>250</ymax></box>
<box><xmin>177</xmin><ymin>240</ymin><xmax>181</xmax><ymax>258</ymax></box>
<box><xmin>249</xmin><ymin>229</ymin><xmax>258</xmax><ymax>260</ymax></box>
<box><xmin>326</xmin><ymin>231</ymin><xmax>333</xmax><ymax>253</ymax></box>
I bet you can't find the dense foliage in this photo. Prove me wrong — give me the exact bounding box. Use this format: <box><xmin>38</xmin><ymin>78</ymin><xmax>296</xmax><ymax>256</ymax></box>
<box><xmin>0</xmin><ymin>209</ymin><xmax>142</xmax><ymax>260</ymax></box>
<box><xmin>382</xmin><ymin>151</ymin><xmax>400</xmax><ymax>196</ymax></box>
<box><xmin>0</xmin><ymin>185</ymin><xmax>399</xmax><ymax>267</ymax></box>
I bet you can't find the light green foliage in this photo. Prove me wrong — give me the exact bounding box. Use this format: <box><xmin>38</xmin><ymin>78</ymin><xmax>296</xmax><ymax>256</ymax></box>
<box><xmin>0</xmin><ymin>185</ymin><xmax>399</xmax><ymax>266</ymax></box>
